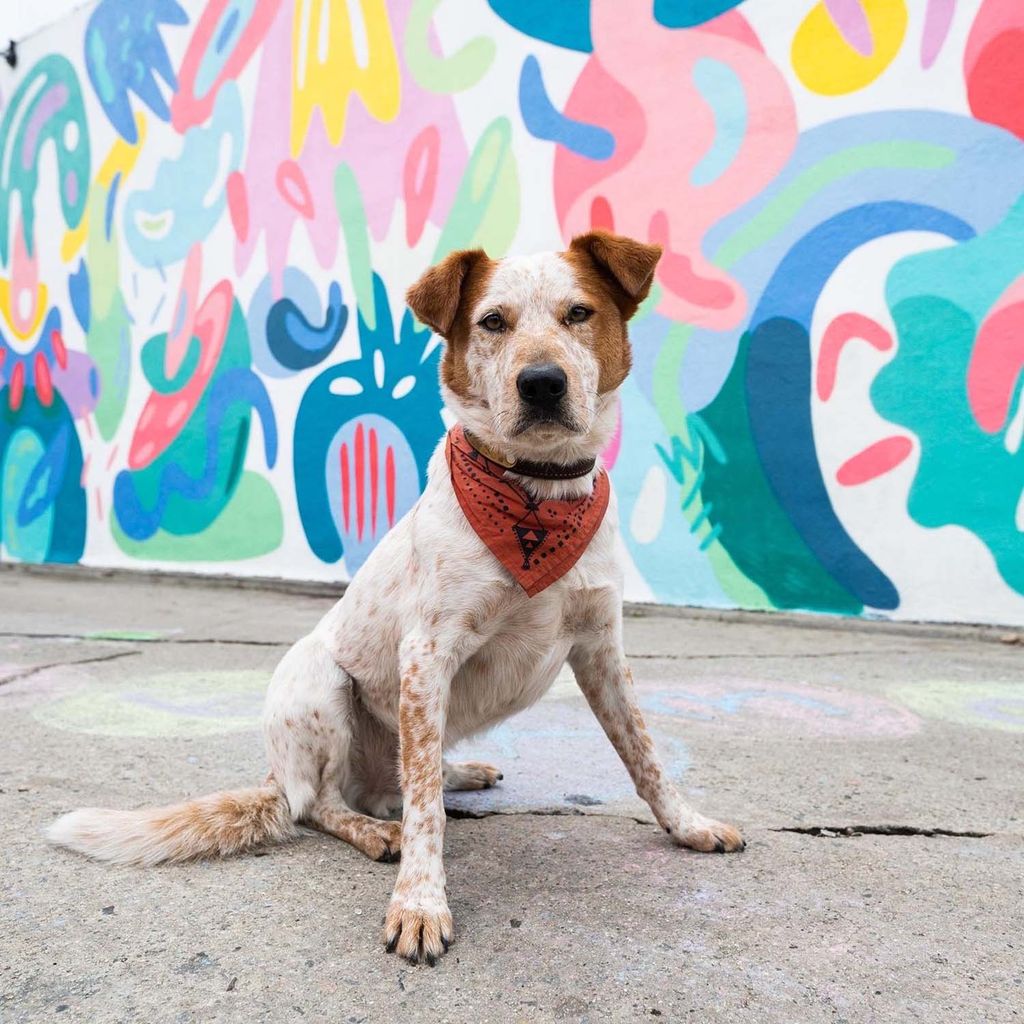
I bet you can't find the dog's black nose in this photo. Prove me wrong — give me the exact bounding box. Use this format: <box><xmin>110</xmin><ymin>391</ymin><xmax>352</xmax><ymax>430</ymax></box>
<box><xmin>517</xmin><ymin>363</ymin><xmax>567</xmax><ymax>410</ymax></box>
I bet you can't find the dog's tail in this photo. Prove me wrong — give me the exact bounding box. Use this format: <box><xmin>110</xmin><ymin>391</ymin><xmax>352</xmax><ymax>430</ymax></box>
<box><xmin>45</xmin><ymin>784</ymin><xmax>296</xmax><ymax>867</ymax></box>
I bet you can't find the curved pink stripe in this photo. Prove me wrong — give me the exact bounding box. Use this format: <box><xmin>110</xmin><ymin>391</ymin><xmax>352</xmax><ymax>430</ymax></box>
<box><xmin>824</xmin><ymin>0</ymin><xmax>874</xmax><ymax>56</ymax></box>
<box><xmin>817</xmin><ymin>313</ymin><xmax>893</xmax><ymax>401</ymax></box>
<box><xmin>921</xmin><ymin>0</ymin><xmax>956</xmax><ymax>68</ymax></box>
<box><xmin>369</xmin><ymin>427</ymin><xmax>379</xmax><ymax>537</ymax></box>
<box><xmin>969</xmin><ymin>300</ymin><xmax>1024</xmax><ymax>433</ymax></box>
<box><xmin>836</xmin><ymin>436</ymin><xmax>913</xmax><ymax>486</ymax></box>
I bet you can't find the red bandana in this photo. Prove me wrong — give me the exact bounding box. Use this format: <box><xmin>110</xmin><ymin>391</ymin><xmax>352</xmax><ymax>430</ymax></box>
<box><xmin>446</xmin><ymin>426</ymin><xmax>610</xmax><ymax>597</ymax></box>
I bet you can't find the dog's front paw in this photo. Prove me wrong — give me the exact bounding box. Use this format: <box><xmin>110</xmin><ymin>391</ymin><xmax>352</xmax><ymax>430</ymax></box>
<box><xmin>384</xmin><ymin>888</ymin><xmax>453</xmax><ymax>965</ymax></box>
<box><xmin>443</xmin><ymin>760</ymin><xmax>503</xmax><ymax>791</ymax></box>
<box><xmin>669</xmin><ymin>814</ymin><xmax>746</xmax><ymax>853</ymax></box>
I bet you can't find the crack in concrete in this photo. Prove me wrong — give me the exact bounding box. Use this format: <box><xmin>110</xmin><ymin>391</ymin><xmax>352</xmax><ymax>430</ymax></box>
<box><xmin>771</xmin><ymin>824</ymin><xmax>992</xmax><ymax>839</ymax></box>
<box><xmin>445</xmin><ymin>809</ymin><xmax>997</xmax><ymax>840</ymax></box>
<box><xmin>0</xmin><ymin>649</ymin><xmax>142</xmax><ymax>687</ymax></box>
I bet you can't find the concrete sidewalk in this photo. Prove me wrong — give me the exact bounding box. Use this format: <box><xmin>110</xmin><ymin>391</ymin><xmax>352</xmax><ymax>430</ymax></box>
<box><xmin>1</xmin><ymin>571</ymin><xmax>1022</xmax><ymax>1023</ymax></box>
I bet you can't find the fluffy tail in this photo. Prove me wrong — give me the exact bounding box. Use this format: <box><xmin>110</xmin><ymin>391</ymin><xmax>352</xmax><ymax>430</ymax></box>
<box><xmin>45</xmin><ymin>785</ymin><xmax>296</xmax><ymax>867</ymax></box>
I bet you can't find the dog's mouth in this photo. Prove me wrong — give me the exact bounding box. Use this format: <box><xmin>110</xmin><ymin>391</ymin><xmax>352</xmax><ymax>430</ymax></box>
<box><xmin>510</xmin><ymin>407</ymin><xmax>583</xmax><ymax>437</ymax></box>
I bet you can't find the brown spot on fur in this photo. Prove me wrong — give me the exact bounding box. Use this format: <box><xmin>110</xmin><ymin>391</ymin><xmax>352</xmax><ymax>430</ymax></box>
<box><xmin>405</xmin><ymin>249</ymin><xmax>496</xmax><ymax>398</ymax></box>
<box><xmin>563</xmin><ymin>232</ymin><xmax>662</xmax><ymax>392</ymax></box>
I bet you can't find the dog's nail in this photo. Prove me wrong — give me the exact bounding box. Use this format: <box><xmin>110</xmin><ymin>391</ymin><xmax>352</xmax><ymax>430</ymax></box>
<box><xmin>740</xmin><ymin>839</ymin><xmax>747</xmax><ymax>851</ymax></box>
<box><xmin>425</xmin><ymin>952</ymin><xmax>438</xmax><ymax>967</ymax></box>
<box><xmin>385</xmin><ymin>935</ymin><xmax>399</xmax><ymax>953</ymax></box>
<box><xmin>497</xmin><ymin>773</ymin><xmax>504</xmax><ymax>781</ymax></box>
<box><xmin>714</xmin><ymin>839</ymin><xmax>725</xmax><ymax>853</ymax></box>
<box><xmin>441</xmin><ymin>936</ymin><xmax>450</xmax><ymax>952</ymax></box>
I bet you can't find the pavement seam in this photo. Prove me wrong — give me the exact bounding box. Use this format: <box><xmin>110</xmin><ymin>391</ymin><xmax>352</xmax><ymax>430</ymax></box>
<box><xmin>0</xmin><ymin>649</ymin><xmax>142</xmax><ymax>687</ymax></box>
<box><xmin>0</xmin><ymin>629</ymin><xmax>922</xmax><ymax>660</ymax></box>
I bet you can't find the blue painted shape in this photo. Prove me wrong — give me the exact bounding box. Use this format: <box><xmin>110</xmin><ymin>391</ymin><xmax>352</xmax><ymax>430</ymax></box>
<box><xmin>294</xmin><ymin>273</ymin><xmax>444</xmax><ymax>564</ymax></box>
<box><xmin>654</xmin><ymin>0</ymin><xmax>745</xmax><ymax>28</ymax></box>
<box><xmin>113</xmin><ymin>366</ymin><xmax>277</xmax><ymax>541</ymax></box>
<box><xmin>267</xmin><ymin>281</ymin><xmax>348</xmax><ymax>372</ymax></box>
<box><xmin>85</xmin><ymin>0</ymin><xmax>187</xmax><ymax>143</ymax></box>
<box><xmin>518</xmin><ymin>55</ymin><xmax>614</xmax><ymax>160</ymax></box>
<box><xmin>195</xmin><ymin>0</ymin><xmax>253</xmax><ymax>98</ymax></box>
<box><xmin>690</xmin><ymin>58</ymin><xmax>746</xmax><ymax>187</ymax></box>
<box><xmin>743</xmin><ymin>201</ymin><xmax>974</xmax><ymax>610</ymax></box>
<box><xmin>488</xmin><ymin>0</ymin><xmax>592</xmax><ymax>52</ymax></box>
<box><xmin>0</xmin><ymin>390</ymin><xmax>86</xmax><ymax>563</ymax></box>
<box><xmin>123</xmin><ymin>83</ymin><xmax>243</xmax><ymax>268</ymax></box>
<box><xmin>68</xmin><ymin>260</ymin><xmax>90</xmax><ymax>332</ymax></box>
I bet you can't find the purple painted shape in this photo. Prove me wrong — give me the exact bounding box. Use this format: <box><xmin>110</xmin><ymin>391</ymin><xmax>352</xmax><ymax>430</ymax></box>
<box><xmin>21</xmin><ymin>83</ymin><xmax>68</xmax><ymax>170</ymax></box>
<box><xmin>64</xmin><ymin>169</ymin><xmax>78</xmax><ymax>206</ymax></box>
<box><xmin>51</xmin><ymin>351</ymin><xmax>100</xmax><ymax>419</ymax></box>
<box><xmin>921</xmin><ymin>0</ymin><xmax>956</xmax><ymax>68</ymax></box>
<box><xmin>823</xmin><ymin>0</ymin><xmax>874</xmax><ymax>57</ymax></box>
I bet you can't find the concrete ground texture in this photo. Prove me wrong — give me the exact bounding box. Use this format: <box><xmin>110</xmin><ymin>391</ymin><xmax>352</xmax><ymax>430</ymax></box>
<box><xmin>1</xmin><ymin>569</ymin><xmax>1022</xmax><ymax>1023</ymax></box>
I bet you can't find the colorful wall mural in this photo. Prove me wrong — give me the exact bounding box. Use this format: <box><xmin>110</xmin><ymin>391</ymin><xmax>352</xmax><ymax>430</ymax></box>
<box><xmin>3</xmin><ymin>0</ymin><xmax>1024</xmax><ymax>626</ymax></box>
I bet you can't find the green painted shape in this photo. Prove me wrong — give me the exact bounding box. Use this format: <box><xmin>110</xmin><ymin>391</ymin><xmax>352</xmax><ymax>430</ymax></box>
<box><xmin>0</xmin><ymin>54</ymin><xmax>90</xmax><ymax>262</ymax></box>
<box><xmin>85</xmin><ymin>186</ymin><xmax>132</xmax><ymax>439</ymax></box>
<box><xmin>1</xmin><ymin>428</ymin><xmax>53</xmax><ymax>561</ymax></box>
<box><xmin>33</xmin><ymin>670</ymin><xmax>267</xmax><ymax>738</ymax></box>
<box><xmin>131</xmin><ymin>299</ymin><xmax>254</xmax><ymax>537</ymax></box>
<box><xmin>873</xmin><ymin>195</ymin><xmax>1024</xmax><ymax>596</ymax></box>
<box><xmin>713</xmin><ymin>142</ymin><xmax>955</xmax><ymax>270</ymax></box>
<box><xmin>697</xmin><ymin>332</ymin><xmax>863</xmax><ymax>614</ymax></box>
<box><xmin>404</xmin><ymin>0</ymin><xmax>495</xmax><ymax>93</ymax></box>
<box><xmin>111</xmin><ymin>470</ymin><xmax>283</xmax><ymax>561</ymax></box>
<box><xmin>140</xmin><ymin>332</ymin><xmax>201</xmax><ymax>394</ymax></box>
<box><xmin>334</xmin><ymin>163</ymin><xmax>376</xmax><ymax>331</ymax></box>
<box><xmin>432</xmin><ymin>117</ymin><xmax>519</xmax><ymax>261</ymax></box>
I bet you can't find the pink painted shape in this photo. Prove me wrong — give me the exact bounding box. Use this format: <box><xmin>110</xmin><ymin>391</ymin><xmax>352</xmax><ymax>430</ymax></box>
<box><xmin>276</xmin><ymin>160</ymin><xmax>315</xmax><ymax>218</ymax></box>
<box><xmin>226</xmin><ymin>171</ymin><xmax>249</xmax><ymax>243</ymax></box>
<box><xmin>823</xmin><ymin>0</ymin><xmax>874</xmax><ymax>56</ymax></box>
<box><xmin>403</xmin><ymin>125</ymin><xmax>440</xmax><ymax>247</ymax></box>
<box><xmin>236</xmin><ymin>0</ymin><xmax>467</xmax><ymax>294</ymax></box>
<box><xmin>165</xmin><ymin>243</ymin><xmax>203</xmax><ymax>379</ymax></box>
<box><xmin>921</xmin><ymin>0</ymin><xmax>956</xmax><ymax>68</ymax></box>
<box><xmin>965</xmin><ymin>0</ymin><xmax>1023</xmax><ymax>73</ymax></box>
<box><xmin>836</xmin><ymin>435</ymin><xmax>913</xmax><ymax>485</ymax></box>
<box><xmin>171</xmin><ymin>0</ymin><xmax>283</xmax><ymax>132</ymax></box>
<box><xmin>9</xmin><ymin>216</ymin><xmax>41</xmax><ymax>337</ymax></box>
<box><xmin>969</xmin><ymin>300</ymin><xmax>1024</xmax><ymax>433</ymax></box>
<box><xmin>129</xmin><ymin>281</ymin><xmax>233</xmax><ymax>469</ymax></box>
<box><xmin>817</xmin><ymin>313</ymin><xmax>893</xmax><ymax>401</ymax></box>
<box><xmin>555</xmin><ymin>7</ymin><xmax>797</xmax><ymax>329</ymax></box>
<box><xmin>601</xmin><ymin>398</ymin><xmax>622</xmax><ymax>470</ymax></box>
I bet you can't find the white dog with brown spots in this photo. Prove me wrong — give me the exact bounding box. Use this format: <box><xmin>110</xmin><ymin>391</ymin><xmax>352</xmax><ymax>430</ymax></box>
<box><xmin>48</xmin><ymin>231</ymin><xmax>745</xmax><ymax>965</ymax></box>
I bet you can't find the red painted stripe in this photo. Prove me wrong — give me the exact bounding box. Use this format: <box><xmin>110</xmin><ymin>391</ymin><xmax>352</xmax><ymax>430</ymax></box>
<box><xmin>51</xmin><ymin>329</ymin><xmax>68</xmax><ymax>369</ymax></box>
<box><xmin>369</xmin><ymin>426</ymin><xmax>379</xmax><ymax>536</ymax></box>
<box><xmin>386</xmin><ymin>445</ymin><xmax>396</xmax><ymax>527</ymax></box>
<box><xmin>9</xmin><ymin>361</ymin><xmax>25</xmax><ymax>411</ymax></box>
<box><xmin>355</xmin><ymin>423</ymin><xmax>365</xmax><ymax>541</ymax></box>
<box><xmin>836</xmin><ymin>435</ymin><xmax>913</xmax><ymax>486</ymax></box>
<box><xmin>817</xmin><ymin>313</ymin><xmax>893</xmax><ymax>401</ymax></box>
<box><xmin>34</xmin><ymin>354</ymin><xmax>53</xmax><ymax>407</ymax></box>
<box><xmin>340</xmin><ymin>442</ymin><xmax>350</xmax><ymax>533</ymax></box>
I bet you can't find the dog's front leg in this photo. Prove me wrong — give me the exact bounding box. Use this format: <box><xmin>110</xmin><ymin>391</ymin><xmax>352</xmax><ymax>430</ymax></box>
<box><xmin>570</xmin><ymin>639</ymin><xmax>745</xmax><ymax>853</ymax></box>
<box><xmin>385</xmin><ymin>634</ymin><xmax>453</xmax><ymax>964</ymax></box>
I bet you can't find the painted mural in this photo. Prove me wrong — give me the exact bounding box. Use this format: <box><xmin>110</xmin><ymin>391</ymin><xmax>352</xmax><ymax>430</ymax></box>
<box><xmin>2</xmin><ymin>0</ymin><xmax>1024</xmax><ymax>626</ymax></box>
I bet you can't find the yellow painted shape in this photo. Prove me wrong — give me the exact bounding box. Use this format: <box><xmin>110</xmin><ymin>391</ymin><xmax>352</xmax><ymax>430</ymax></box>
<box><xmin>61</xmin><ymin>113</ymin><xmax>147</xmax><ymax>263</ymax></box>
<box><xmin>792</xmin><ymin>0</ymin><xmax>907</xmax><ymax>96</ymax></box>
<box><xmin>0</xmin><ymin>279</ymin><xmax>48</xmax><ymax>339</ymax></box>
<box><xmin>291</xmin><ymin>0</ymin><xmax>401</xmax><ymax>157</ymax></box>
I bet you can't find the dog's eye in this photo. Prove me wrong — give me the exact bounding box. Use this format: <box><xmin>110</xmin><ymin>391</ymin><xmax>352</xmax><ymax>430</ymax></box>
<box><xmin>479</xmin><ymin>312</ymin><xmax>506</xmax><ymax>333</ymax></box>
<box><xmin>566</xmin><ymin>305</ymin><xmax>592</xmax><ymax>324</ymax></box>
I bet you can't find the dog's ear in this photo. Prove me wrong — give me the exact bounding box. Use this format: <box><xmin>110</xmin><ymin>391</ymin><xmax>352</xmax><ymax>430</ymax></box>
<box><xmin>406</xmin><ymin>249</ymin><xmax>489</xmax><ymax>339</ymax></box>
<box><xmin>568</xmin><ymin>231</ymin><xmax>662</xmax><ymax>318</ymax></box>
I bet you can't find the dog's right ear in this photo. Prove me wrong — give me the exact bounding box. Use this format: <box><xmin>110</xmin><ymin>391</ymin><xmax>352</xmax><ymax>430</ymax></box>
<box><xmin>406</xmin><ymin>249</ymin><xmax>489</xmax><ymax>339</ymax></box>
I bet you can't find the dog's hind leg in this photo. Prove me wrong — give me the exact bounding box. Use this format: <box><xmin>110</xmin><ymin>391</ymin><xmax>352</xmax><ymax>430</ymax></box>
<box><xmin>264</xmin><ymin>632</ymin><xmax>400</xmax><ymax>862</ymax></box>
<box><xmin>442</xmin><ymin>760</ymin><xmax>503</xmax><ymax>791</ymax></box>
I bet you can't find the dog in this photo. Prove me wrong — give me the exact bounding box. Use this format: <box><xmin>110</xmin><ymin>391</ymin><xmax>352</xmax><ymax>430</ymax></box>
<box><xmin>47</xmin><ymin>230</ymin><xmax>744</xmax><ymax>965</ymax></box>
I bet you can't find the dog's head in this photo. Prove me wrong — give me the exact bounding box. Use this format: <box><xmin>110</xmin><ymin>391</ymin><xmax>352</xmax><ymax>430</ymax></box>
<box><xmin>406</xmin><ymin>231</ymin><xmax>661</xmax><ymax>464</ymax></box>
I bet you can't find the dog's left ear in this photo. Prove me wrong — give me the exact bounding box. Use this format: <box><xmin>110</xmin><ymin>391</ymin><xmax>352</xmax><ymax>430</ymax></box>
<box><xmin>568</xmin><ymin>231</ymin><xmax>662</xmax><ymax>318</ymax></box>
<box><xmin>406</xmin><ymin>249</ymin><xmax>488</xmax><ymax>339</ymax></box>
